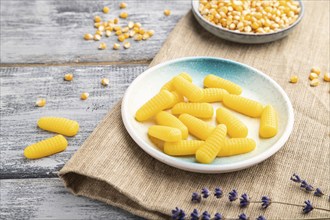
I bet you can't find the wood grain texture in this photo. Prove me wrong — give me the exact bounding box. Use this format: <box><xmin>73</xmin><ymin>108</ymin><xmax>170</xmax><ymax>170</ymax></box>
<box><xmin>0</xmin><ymin>178</ymin><xmax>143</xmax><ymax>220</ymax></box>
<box><xmin>0</xmin><ymin>0</ymin><xmax>190</xmax><ymax>64</ymax></box>
<box><xmin>0</xmin><ymin>65</ymin><xmax>147</xmax><ymax>179</ymax></box>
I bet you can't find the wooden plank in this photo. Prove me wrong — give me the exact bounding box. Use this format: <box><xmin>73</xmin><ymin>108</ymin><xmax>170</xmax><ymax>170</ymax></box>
<box><xmin>0</xmin><ymin>65</ymin><xmax>147</xmax><ymax>179</ymax></box>
<box><xmin>0</xmin><ymin>178</ymin><xmax>143</xmax><ymax>220</ymax></box>
<box><xmin>0</xmin><ymin>0</ymin><xmax>190</xmax><ymax>64</ymax></box>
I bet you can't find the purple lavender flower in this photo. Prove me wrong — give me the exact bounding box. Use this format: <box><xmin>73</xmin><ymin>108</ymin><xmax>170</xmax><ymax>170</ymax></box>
<box><xmin>172</xmin><ymin>207</ymin><xmax>186</xmax><ymax>220</ymax></box>
<box><xmin>256</xmin><ymin>215</ymin><xmax>266</xmax><ymax>220</ymax></box>
<box><xmin>300</xmin><ymin>180</ymin><xmax>314</xmax><ymax>192</ymax></box>
<box><xmin>229</xmin><ymin>189</ymin><xmax>238</xmax><ymax>202</ymax></box>
<box><xmin>290</xmin><ymin>173</ymin><xmax>302</xmax><ymax>183</ymax></box>
<box><xmin>202</xmin><ymin>188</ymin><xmax>210</xmax><ymax>199</ymax></box>
<box><xmin>214</xmin><ymin>213</ymin><xmax>223</xmax><ymax>220</ymax></box>
<box><xmin>302</xmin><ymin>200</ymin><xmax>314</xmax><ymax>214</ymax></box>
<box><xmin>190</xmin><ymin>209</ymin><xmax>199</xmax><ymax>220</ymax></box>
<box><xmin>261</xmin><ymin>196</ymin><xmax>271</xmax><ymax>209</ymax></box>
<box><xmin>240</xmin><ymin>193</ymin><xmax>251</xmax><ymax>208</ymax></box>
<box><xmin>314</xmin><ymin>188</ymin><xmax>324</xmax><ymax>197</ymax></box>
<box><xmin>192</xmin><ymin>192</ymin><xmax>202</xmax><ymax>203</ymax></box>
<box><xmin>201</xmin><ymin>211</ymin><xmax>211</xmax><ymax>220</ymax></box>
<box><xmin>214</xmin><ymin>187</ymin><xmax>223</xmax><ymax>199</ymax></box>
<box><xmin>238</xmin><ymin>213</ymin><xmax>248</xmax><ymax>220</ymax></box>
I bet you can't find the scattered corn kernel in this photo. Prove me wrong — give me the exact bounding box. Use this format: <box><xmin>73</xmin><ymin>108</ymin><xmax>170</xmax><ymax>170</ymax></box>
<box><xmin>123</xmin><ymin>33</ymin><xmax>130</xmax><ymax>39</ymax></box>
<box><xmin>147</xmin><ymin>30</ymin><xmax>155</xmax><ymax>36</ymax></box>
<box><xmin>38</xmin><ymin>117</ymin><xmax>80</xmax><ymax>136</ymax></box>
<box><xmin>116</xmin><ymin>30</ymin><xmax>122</xmax><ymax>36</ymax></box>
<box><xmin>134</xmin><ymin>34</ymin><xmax>143</xmax><ymax>41</ymax></box>
<box><xmin>290</xmin><ymin>75</ymin><xmax>298</xmax><ymax>83</ymax></box>
<box><xmin>148</xmin><ymin>125</ymin><xmax>182</xmax><ymax>142</ymax></box>
<box><xmin>103</xmin><ymin>6</ymin><xmax>110</xmax><ymax>14</ymax></box>
<box><xmin>119</xmin><ymin>2</ymin><xmax>127</xmax><ymax>9</ymax></box>
<box><xmin>164</xmin><ymin>9</ymin><xmax>171</xmax><ymax>16</ymax></box>
<box><xmin>105</xmin><ymin>30</ymin><xmax>112</xmax><ymax>37</ymax></box>
<box><xmin>309</xmin><ymin>72</ymin><xmax>318</xmax><ymax>80</ymax></box>
<box><xmin>64</xmin><ymin>73</ymin><xmax>73</xmax><ymax>81</ymax></box>
<box><xmin>94</xmin><ymin>34</ymin><xmax>101</xmax><ymax>41</ymax></box>
<box><xmin>114</xmin><ymin>18</ymin><xmax>119</xmax><ymax>24</ymax></box>
<box><xmin>139</xmin><ymin>29</ymin><xmax>146</xmax><ymax>34</ymax></box>
<box><xmin>101</xmin><ymin>78</ymin><xmax>109</xmax><ymax>86</ymax></box>
<box><xmin>324</xmin><ymin>73</ymin><xmax>330</xmax><ymax>82</ymax></box>
<box><xmin>142</xmin><ymin>33</ymin><xmax>150</xmax><ymax>40</ymax></box>
<box><xmin>128</xmin><ymin>21</ymin><xmax>134</xmax><ymax>29</ymax></box>
<box><xmin>36</xmin><ymin>98</ymin><xmax>46</xmax><ymax>107</ymax></box>
<box><xmin>118</xmin><ymin>35</ymin><xmax>125</xmax><ymax>42</ymax></box>
<box><xmin>310</xmin><ymin>79</ymin><xmax>319</xmax><ymax>87</ymax></box>
<box><xmin>113</xmin><ymin>43</ymin><xmax>120</xmax><ymax>50</ymax></box>
<box><xmin>81</xmin><ymin>92</ymin><xmax>89</xmax><ymax>100</ymax></box>
<box><xmin>134</xmin><ymin>22</ymin><xmax>142</xmax><ymax>28</ymax></box>
<box><xmin>128</xmin><ymin>30</ymin><xmax>136</xmax><ymax>37</ymax></box>
<box><xmin>122</xmin><ymin>27</ymin><xmax>129</xmax><ymax>33</ymax></box>
<box><xmin>95</xmin><ymin>30</ymin><xmax>103</xmax><ymax>36</ymax></box>
<box><xmin>83</xmin><ymin>33</ymin><xmax>93</xmax><ymax>40</ymax></box>
<box><xmin>114</xmin><ymin>26</ymin><xmax>121</xmax><ymax>31</ymax></box>
<box><xmin>120</xmin><ymin>12</ymin><xmax>128</xmax><ymax>19</ymax></box>
<box><xmin>98</xmin><ymin>42</ymin><xmax>107</xmax><ymax>50</ymax></box>
<box><xmin>311</xmin><ymin>67</ymin><xmax>321</xmax><ymax>75</ymax></box>
<box><xmin>94</xmin><ymin>16</ymin><xmax>101</xmax><ymax>23</ymax></box>
<box><xmin>123</xmin><ymin>41</ymin><xmax>131</xmax><ymax>49</ymax></box>
<box><xmin>94</xmin><ymin>23</ymin><xmax>101</xmax><ymax>28</ymax></box>
<box><xmin>98</xmin><ymin>25</ymin><xmax>105</xmax><ymax>32</ymax></box>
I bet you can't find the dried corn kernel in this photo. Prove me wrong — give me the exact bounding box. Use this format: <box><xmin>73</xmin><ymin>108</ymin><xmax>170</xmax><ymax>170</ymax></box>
<box><xmin>81</xmin><ymin>92</ymin><xmax>89</xmax><ymax>100</ymax></box>
<box><xmin>134</xmin><ymin>34</ymin><xmax>143</xmax><ymax>41</ymax></box>
<box><xmin>173</xmin><ymin>76</ymin><xmax>204</xmax><ymax>102</ymax></box>
<box><xmin>164</xmin><ymin>9</ymin><xmax>171</xmax><ymax>16</ymax></box>
<box><xmin>64</xmin><ymin>73</ymin><xmax>73</xmax><ymax>81</ymax></box>
<box><xmin>172</xmin><ymin>102</ymin><xmax>214</xmax><ymax>119</ymax></box>
<box><xmin>122</xmin><ymin>27</ymin><xmax>129</xmax><ymax>33</ymax></box>
<box><xmin>142</xmin><ymin>33</ymin><xmax>150</xmax><ymax>40</ymax></box>
<box><xmin>103</xmin><ymin>6</ymin><xmax>110</xmax><ymax>14</ymax></box>
<box><xmin>114</xmin><ymin>26</ymin><xmax>121</xmax><ymax>31</ymax></box>
<box><xmin>134</xmin><ymin>22</ymin><xmax>142</xmax><ymax>28</ymax></box>
<box><xmin>98</xmin><ymin>25</ymin><xmax>105</xmax><ymax>32</ymax></box>
<box><xmin>147</xmin><ymin>30</ymin><xmax>155</xmax><ymax>36</ymax></box>
<box><xmin>123</xmin><ymin>33</ymin><xmax>129</xmax><ymax>39</ymax></box>
<box><xmin>118</xmin><ymin>34</ymin><xmax>125</xmax><ymax>42</ymax></box>
<box><xmin>24</xmin><ymin>135</ymin><xmax>68</xmax><ymax>159</ymax></box>
<box><xmin>123</xmin><ymin>41</ymin><xmax>131</xmax><ymax>49</ymax></box>
<box><xmin>218</xmin><ymin>138</ymin><xmax>256</xmax><ymax>157</ymax></box>
<box><xmin>135</xmin><ymin>90</ymin><xmax>175</xmax><ymax>122</ymax></box>
<box><xmin>309</xmin><ymin>72</ymin><xmax>318</xmax><ymax>80</ymax></box>
<box><xmin>128</xmin><ymin>21</ymin><xmax>134</xmax><ymax>28</ymax></box>
<box><xmin>113</xmin><ymin>43</ymin><xmax>120</xmax><ymax>50</ymax></box>
<box><xmin>196</xmin><ymin>124</ymin><xmax>227</xmax><ymax>164</ymax></box>
<box><xmin>179</xmin><ymin>114</ymin><xmax>215</xmax><ymax>140</ymax></box>
<box><xmin>216</xmin><ymin>107</ymin><xmax>248</xmax><ymax>138</ymax></box>
<box><xmin>324</xmin><ymin>73</ymin><xmax>330</xmax><ymax>82</ymax></box>
<box><xmin>195</xmin><ymin>88</ymin><xmax>229</xmax><ymax>103</ymax></box>
<box><xmin>98</xmin><ymin>42</ymin><xmax>107</xmax><ymax>50</ymax></box>
<box><xmin>38</xmin><ymin>117</ymin><xmax>80</xmax><ymax>136</ymax></box>
<box><xmin>101</xmin><ymin>78</ymin><xmax>109</xmax><ymax>86</ymax></box>
<box><xmin>164</xmin><ymin>140</ymin><xmax>204</xmax><ymax>156</ymax></box>
<box><xmin>94</xmin><ymin>22</ymin><xmax>101</xmax><ymax>28</ymax></box>
<box><xmin>36</xmin><ymin>98</ymin><xmax>46</xmax><ymax>107</ymax></box>
<box><xmin>128</xmin><ymin>30</ymin><xmax>136</xmax><ymax>37</ymax></box>
<box><xmin>83</xmin><ymin>33</ymin><xmax>93</xmax><ymax>40</ymax></box>
<box><xmin>119</xmin><ymin>2</ymin><xmax>127</xmax><ymax>9</ymax></box>
<box><xmin>259</xmin><ymin>105</ymin><xmax>278</xmax><ymax>138</ymax></box>
<box><xmin>310</xmin><ymin>79</ymin><xmax>319</xmax><ymax>87</ymax></box>
<box><xmin>156</xmin><ymin>111</ymin><xmax>188</xmax><ymax>139</ymax></box>
<box><xmin>94</xmin><ymin>16</ymin><xmax>101</xmax><ymax>23</ymax></box>
<box><xmin>139</xmin><ymin>29</ymin><xmax>146</xmax><ymax>35</ymax></box>
<box><xmin>105</xmin><ymin>30</ymin><xmax>112</xmax><ymax>37</ymax></box>
<box><xmin>116</xmin><ymin>30</ymin><xmax>122</xmax><ymax>36</ymax></box>
<box><xmin>290</xmin><ymin>75</ymin><xmax>298</xmax><ymax>83</ymax></box>
<box><xmin>223</xmin><ymin>94</ymin><xmax>264</xmax><ymax>118</ymax></box>
<box><xmin>160</xmin><ymin>72</ymin><xmax>192</xmax><ymax>91</ymax></box>
<box><xmin>120</xmin><ymin>12</ymin><xmax>128</xmax><ymax>19</ymax></box>
<box><xmin>94</xmin><ymin>34</ymin><xmax>101</xmax><ymax>41</ymax></box>
<box><xmin>204</xmin><ymin>74</ymin><xmax>242</xmax><ymax>95</ymax></box>
<box><xmin>114</xmin><ymin>18</ymin><xmax>119</xmax><ymax>24</ymax></box>
<box><xmin>148</xmin><ymin>125</ymin><xmax>182</xmax><ymax>142</ymax></box>
<box><xmin>311</xmin><ymin>67</ymin><xmax>321</xmax><ymax>75</ymax></box>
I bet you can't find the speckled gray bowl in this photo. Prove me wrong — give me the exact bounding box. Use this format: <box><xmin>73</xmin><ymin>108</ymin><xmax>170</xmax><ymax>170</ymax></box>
<box><xmin>192</xmin><ymin>0</ymin><xmax>304</xmax><ymax>44</ymax></box>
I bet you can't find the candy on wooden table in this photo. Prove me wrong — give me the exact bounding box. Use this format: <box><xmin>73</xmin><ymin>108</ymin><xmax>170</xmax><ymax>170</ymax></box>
<box><xmin>161</xmin><ymin>72</ymin><xmax>192</xmax><ymax>91</ymax></box>
<box><xmin>135</xmin><ymin>90</ymin><xmax>175</xmax><ymax>121</ymax></box>
<box><xmin>204</xmin><ymin>74</ymin><xmax>242</xmax><ymax>95</ymax></box>
<box><xmin>148</xmin><ymin>125</ymin><xmax>182</xmax><ymax>142</ymax></box>
<box><xmin>179</xmin><ymin>114</ymin><xmax>215</xmax><ymax>140</ymax></box>
<box><xmin>173</xmin><ymin>76</ymin><xmax>204</xmax><ymax>102</ymax></box>
<box><xmin>24</xmin><ymin>135</ymin><xmax>68</xmax><ymax>159</ymax></box>
<box><xmin>259</xmin><ymin>105</ymin><xmax>278</xmax><ymax>138</ymax></box>
<box><xmin>223</xmin><ymin>94</ymin><xmax>264</xmax><ymax>118</ymax></box>
<box><xmin>148</xmin><ymin>135</ymin><xmax>164</xmax><ymax>150</ymax></box>
<box><xmin>172</xmin><ymin>102</ymin><xmax>214</xmax><ymax>119</ymax></box>
<box><xmin>216</xmin><ymin>107</ymin><xmax>248</xmax><ymax>138</ymax></box>
<box><xmin>164</xmin><ymin>140</ymin><xmax>204</xmax><ymax>156</ymax></box>
<box><xmin>217</xmin><ymin>138</ymin><xmax>256</xmax><ymax>157</ymax></box>
<box><xmin>192</xmin><ymin>88</ymin><xmax>229</xmax><ymax>103</ymax></box>
<box><xmin>195</xmin><ymin>124</ymin><xmax>227</xmax><ymax>164</ymax></box>
<box><xmin>155</xmin><ymin>111</ymin><xmax>188</xmax><ymax>139</ymax></box>
<box><xmin>38</xmin><ymin>117</ymin><xmax>79</xmax><ymax>136</ymax></box>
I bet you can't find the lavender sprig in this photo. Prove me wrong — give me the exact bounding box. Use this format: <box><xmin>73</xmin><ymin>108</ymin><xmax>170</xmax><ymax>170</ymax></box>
<box><xmin>290</xmin><ymin>173</ymin><xmax>302</xmax><ymax>183</ymax></box>
<box><xmin>214</xmin><ymin>213</ymin><xmax>223</xmax><ymax>220</ymax></box>
<box><xmin>300</xmin><ymin>180</ymin><xmax>314</xmax><ymax>192</ymax></box>
<box><xmin>190</xmin><ymin>209</ymin><xmax>199</xmax><ymax>220</ymax></box>
<box><xmin>192</xmin><ymin>192</ymin><xmax>202</xmax><ymax>203</ymax></box>
<box><xmin>238</xmin><ymin>213</ymin><xmax>248</xmax><ymax>220</ymax></box>
<box><xmin>240</xmin><ymin>193</ymin><xmax>251</xmax><ymax>208</ymax></box>
<box><xmin>256</xmin><ymin>215</ymin><xmax>266</xmax><ymax>220</ymax></box>
<box><xmin>314</xmin><ymin>188</ymin><xmax>324</xmax><ymax>197</ymax></box>
<box><xmin>302</xmin><ymin>200</ymin><xmax>314</xmax><ymax>214</ymax></box>
<box><xmin>214</xmin><ymin>187</ymin><xmax>223</xmax><ymax>199</ymax></box>
<box><xmin>261</xmin><ymin>196</ymin><xmax>271</xmax><ymax>209</ymax></box>
<box><xmin>172</xmin><ymin>207</ymin><xmax>186</xmax><ymax>220</ymax></box>
<box><xmin>229</xmin><ymin>189</ymin><xmax>238</xmax><ymax>202</ymax></box>
<box><xmin>202</xmin><ymin>188</ymin><xmax>210</xmax><ymax>199</ymax></box>
<box><xmin>201</xmin><ymin>211</ymin><xmax>211</xmax><ymax>220</ymax></box>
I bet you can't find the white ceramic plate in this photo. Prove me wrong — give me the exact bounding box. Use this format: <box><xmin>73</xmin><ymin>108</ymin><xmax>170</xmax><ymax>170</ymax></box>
<box><xmin>121</xmin><ymin>57</ymin><xmax>294</xmax><ymax>173</ymax></box>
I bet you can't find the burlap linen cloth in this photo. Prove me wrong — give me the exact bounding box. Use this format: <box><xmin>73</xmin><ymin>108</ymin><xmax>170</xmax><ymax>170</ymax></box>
<box><xmin>60</xmin><ymin>1</ymin><xmax>330</xmax><ymax>219</ymax></box>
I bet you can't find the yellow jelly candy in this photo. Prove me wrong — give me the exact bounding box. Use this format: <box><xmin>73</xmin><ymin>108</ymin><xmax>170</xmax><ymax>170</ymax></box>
<box><xmin>204</xmin><ymin>74</ymin><xmax>242</xmax><ymax>95</ymax></box>
<box><xmin>164</xmin><ymin>140</ymin><xmax>204</xmax><ymax>156</ymax></box>
<box><xmin>259</xmin><ymin>105</ymin><xmax>278</xmax><ymax>138</ymax></box>
<box><xmin>218</xmin><ymin>138</ymin><xmax>256</xmax><ymax>157</ymax></box>
<box><xmin>223</xmin><ymin>94</ymin><xmax>264</xmax><ymax>118</ymax></box>
<box><xmin>37</xmin><ymin>117</ymin><xmax>79</xmax><ymax>136</ymax></box>
<box><xmin>173</xmin><ymin>76</ymin><xmax>204</xmax><ymax>102</ymax></box>
<box><xmin>172</xmin><ymin>102</ymin><xmax>214</xmax><ymax>119</ymax></box>
<box><xmin>161</xmin><ymin>72</ymin><xmax>193</xmax><ymax>91</ymax></box>
<box><xmin>179</xmin><ymin>114</ymin><xmax>215</xmax><ymax>140</ymax></box>
<box><xmin>168</xmin><ymin>91</ymin><xmax>184</xmax><ymax>108</ymax></box>
<box><xmin>193</xmin><ymin>88</ymin><xmax>229</xmax><ymax>103</ymax></box>
<box><xmin>155</xmin><ymin>111</ymin><xmax>188</xmax><ymax>139</ymax></box>
<box><xmin>24</xmin><ymin>135</ymin><xmax>68</xmax><ymax>159</ymax></box>
<box><xmin>195</xmin><ymin>124</ymin><xmax>227</xmax><ymax>164</ymax></box>
<box><xmin>216</xmin><ymin>107</ymin><xmax>248</xmax><ymax>138</ymax></box>
<box><xmin>148</xmin><ymin>135</ymin><xmax>164</xmax><ymax>150</ymax></box>
<box><xmin>135</xmin><ymin>90</ymin><xmax>175</xmax><ymax>121</ymax></box>
<box><xmin>148</xmin><ymin>125</ymin><xmax>182</xmax><ymax>142</ymax></box>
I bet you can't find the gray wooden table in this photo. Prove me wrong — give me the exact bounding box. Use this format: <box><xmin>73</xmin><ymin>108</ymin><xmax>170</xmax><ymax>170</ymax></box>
<box><xmin>0</xmin><ymin>1</ymin><xmax>190</xmax><ymax>219</ymax></box>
